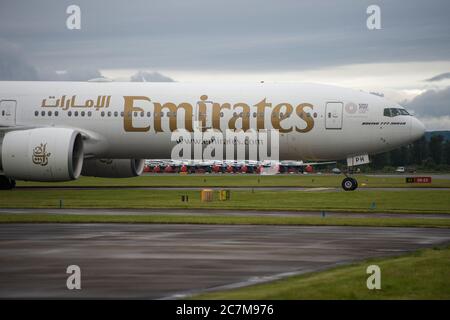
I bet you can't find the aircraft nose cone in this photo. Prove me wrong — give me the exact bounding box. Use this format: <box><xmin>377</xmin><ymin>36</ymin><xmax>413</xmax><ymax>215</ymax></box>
<box><xmin>410</xmin><ymin>117</ymin><xmax>426</xmax><ymax>141</ymax></box>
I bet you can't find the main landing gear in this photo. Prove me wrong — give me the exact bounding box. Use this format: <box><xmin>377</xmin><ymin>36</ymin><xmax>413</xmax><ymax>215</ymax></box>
<box><xmin>0</xmin><ymin>176</ymin><xmax>16</xmax><ymax>190</ymax></box>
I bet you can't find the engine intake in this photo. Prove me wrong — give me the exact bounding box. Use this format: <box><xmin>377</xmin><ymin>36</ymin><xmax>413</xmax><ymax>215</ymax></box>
<box><xmin>1</xmin><ymin>128</ymin><xmax>84</xmax><ymax>181</ymax></box>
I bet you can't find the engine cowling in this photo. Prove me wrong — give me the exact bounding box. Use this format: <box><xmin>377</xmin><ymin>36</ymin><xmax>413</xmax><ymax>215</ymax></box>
<box><xmin>81</xmin><ymin>159</ymin><xmax>145</xmax><ymax>178</ymax></box>
<box><xmin>1</xmin><ymin>128</ymin><xmax>84</xmax><ymax>181</ymax></box>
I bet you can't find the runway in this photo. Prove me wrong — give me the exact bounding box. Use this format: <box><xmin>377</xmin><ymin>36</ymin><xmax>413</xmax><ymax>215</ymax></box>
<box><xmin>0</xmin><ymin>223</ymin><xmax>449</xmax><ymax>299</ymax></box>
<box><xmin>1</xmin><ymin>208</ymin><xmax>449</xmax><ymax>219</ymax></box>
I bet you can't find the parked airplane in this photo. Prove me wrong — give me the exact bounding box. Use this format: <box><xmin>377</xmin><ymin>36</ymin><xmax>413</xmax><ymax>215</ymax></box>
<box><xmin>0</xmin><ymin>81</ymin><xmax>425</xmax><ymax>190</ymax></box>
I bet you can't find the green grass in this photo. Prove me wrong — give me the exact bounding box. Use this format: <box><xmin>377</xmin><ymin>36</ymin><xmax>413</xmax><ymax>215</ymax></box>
<box><xmin>194</xmin><ymin>246</ymin><xmax>450</xmax><ymax>299</ymax></box>
<box><xmin>0</xmin><ymin>213</ymin><xmax>449</xmax><ymax>228</ymax></box>
<box><xmin>1</xmin><ymin>189</ymin><xmax>450</xmax><ymax>214</ymax></box>
<box><xmin>15</xmin><ymin>174</ymin><xmax>450</xmax><ymax>188</ymax></box>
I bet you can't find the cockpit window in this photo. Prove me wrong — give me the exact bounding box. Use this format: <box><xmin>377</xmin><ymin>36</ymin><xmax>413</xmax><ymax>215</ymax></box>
<box><xmin>384</xmin><ymin>108</ymin><xmax>410</xmax><ymax>117</ymax></box>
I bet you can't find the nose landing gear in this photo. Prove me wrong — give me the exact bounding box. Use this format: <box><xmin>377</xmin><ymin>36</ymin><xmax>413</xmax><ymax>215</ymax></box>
<box><xmin>342</xmin><ymin>176</ymin><xmax>358</xmax><ymax>191</ymax></box>
<box><xmin>341</xmin><ymin>154</ymin><xmax>369</xmax><ymax>191</ymax></box>
<box><xmin>341</xmin><ymin>165</ymin><xmax>358</xmax><ymax>191</ymax></box>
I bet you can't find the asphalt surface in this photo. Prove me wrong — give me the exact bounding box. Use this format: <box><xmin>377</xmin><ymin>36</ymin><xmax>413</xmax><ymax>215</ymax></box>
<box><xmin>14</xmin><ymin>186</ymin><xmax>450</xmax><ymax>192</ymax></box>
<box><xmin>0</xmin><ymin>224</ymin><xmax>449</xmax><ymax>299</ymax></box>
<box><xmin>1</xmin><ymin>208</ymin><xmax>449</xmax><ymax>219</ymax></box>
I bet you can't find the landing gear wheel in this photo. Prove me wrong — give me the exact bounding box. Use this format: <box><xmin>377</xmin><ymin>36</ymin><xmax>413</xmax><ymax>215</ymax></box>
<box><xmin>0</xmin><ymin>176</ymin><xmax>15</xmax><ymax>190</ymax></box>
<box><xmin>342</xmin><ymin>177</ymin><xmax>358</xmax><ymax>191</ymax></box>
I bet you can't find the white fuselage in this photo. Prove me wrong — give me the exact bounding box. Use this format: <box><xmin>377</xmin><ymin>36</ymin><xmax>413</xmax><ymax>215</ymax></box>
<box><xmin>0</xmin><ymin>81</ymin><xmax>425</xmax><ymax>162</ymax></box>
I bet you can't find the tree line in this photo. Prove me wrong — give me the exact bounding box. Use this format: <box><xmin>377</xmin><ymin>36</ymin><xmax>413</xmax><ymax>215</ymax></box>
<box><xmin>369</xmin><ymin>135</ymin><xmax>450</xmax><ymax>171</ymax></box>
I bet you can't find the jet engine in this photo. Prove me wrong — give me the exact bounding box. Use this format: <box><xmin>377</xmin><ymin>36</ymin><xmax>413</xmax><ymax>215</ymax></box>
<box><xmin>1</xmin><ymin>128</ymin><xmax>84</xmax><ymax>181</ymax></box>
<box><xmin>81</xmin><ymin>159</ymin><xmax>145</xmax><ymax>178</ymax></box>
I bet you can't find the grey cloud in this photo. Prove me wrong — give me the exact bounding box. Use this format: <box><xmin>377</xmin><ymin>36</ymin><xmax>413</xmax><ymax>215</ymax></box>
<box><xmin>0</xmin><ymin>39</ymin><xmax>104</xmax><ymax>81</ymax></box>
<box><xmin>425</xmin><ymin>72</ymin><xmax>450</xmax><ymax>82</ymax></box>
<box><xmin>37</xmin><ymin>67</ymin><xmax>103</xmax><ymax>81</ymax></box>
<box><xmin>407</xmin><ymin>87</ymin><xmax>450</xmax><ymax>117</ymax></box>
<box><xmin>1</xmin><ymin>0</ymin><xmax>449</xmax><ymax>72</ymax></box>
<box><xmin>0</xmin><ymin>37</ymin><xmax>174</xmax><ymax>81</ymax></box>
<box><xmin>0</xmin><ymin>41</ymin><xmax>175</xmax><ymax>82</ymax></box>
<box><xmin>130</xmin><ymin>71</ymin><xmax>174</xmax><ymax>82</ymax></box>
<box><xmin>0</xmin><ymin>40</ymin><xmax>38</xmax><ymax>80</ymax></box>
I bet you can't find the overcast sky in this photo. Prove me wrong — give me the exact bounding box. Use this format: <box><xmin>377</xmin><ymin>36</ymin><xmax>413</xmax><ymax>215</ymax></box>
<box><xmin>0</xmin><ymin>0</ymin><xmax>449</xmax><ymax>130</ymax></box>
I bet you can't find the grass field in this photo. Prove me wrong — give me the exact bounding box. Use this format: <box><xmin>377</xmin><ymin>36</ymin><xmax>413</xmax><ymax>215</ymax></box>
<box><xmin>15</xmin><ymin>174</ymin><xmax>450</xmax><ymax>188</ymax></box>
<box><xmin>194</xmin><ymin>246</ymin><xmax>450</xmax><ymax>300</ymax></box>
<box><xmin>1</xmin><ymin>189</ymin><xmax>449</xmax><ymax>214</ymax></box>
<box><xmin>0</xmin><ymin>213</ymin><xmax>449</xmax><ymax>228</ymax></box>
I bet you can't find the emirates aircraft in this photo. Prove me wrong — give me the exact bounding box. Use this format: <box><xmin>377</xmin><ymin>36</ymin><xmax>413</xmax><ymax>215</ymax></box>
<box><xmin>0</xmin><ymin>81</ymin><xmax>425</xmax><ymax>190</ymax></box>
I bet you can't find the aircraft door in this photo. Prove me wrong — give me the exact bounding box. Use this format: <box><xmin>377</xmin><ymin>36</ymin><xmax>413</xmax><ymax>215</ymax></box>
<box><xmin>0</xmin><ymin>100</ymin><xmax>17</xmax><ymax>127</ymax></box>
<box><xmin>325</xmin><ymin>102</ymin><xmax>343</xmax><ymax>129</ymax></box>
